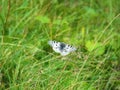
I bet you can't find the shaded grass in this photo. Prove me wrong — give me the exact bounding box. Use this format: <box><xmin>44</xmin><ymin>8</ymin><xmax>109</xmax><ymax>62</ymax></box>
<box><xmin>0</xmin><ymin>0</ymin><xmax>120</xmax><ymax>90</ymax></box>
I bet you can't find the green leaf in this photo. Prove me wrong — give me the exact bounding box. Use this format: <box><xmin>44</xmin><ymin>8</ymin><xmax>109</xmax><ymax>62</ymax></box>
<box><xmin>36</xmin><ymin>15</ymin><xmax>50</xmax><ymax>24</ymax></box>
<box><xmin>85</xmin><ymin>41</ymin><xmax>95</xmax><ymax>52</ymax></box>
<box><xmin>85</xmin><ymin>41</ymin><xmax>105</xmax><ymax>56</ymax></box>
<box><xmin>53</xmin><ymin>19</ymin><xmax>68</xmax><ymax>25</ymax></box>
<box><xmin>84</xmin><ymin>7</ymin><xmax>98</xmax><ymax>17</ymax></box>
<box><xmin>53</xmin><ymin>19</ymin><xmax>61</xmax><ymax>25</ymax></box>
<box><xmin>94</xmin><ymin>45</ymin><xmax>105</xmax><ymax>56</ymax></box>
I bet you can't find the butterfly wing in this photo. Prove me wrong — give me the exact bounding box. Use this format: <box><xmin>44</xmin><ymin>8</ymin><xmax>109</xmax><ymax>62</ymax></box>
<box><xmin>48</xmin><ymin>40</ymin><xmax>61</xmax><ymax>53</ymax></box>
<box><xmin>60</xmin><ymin>44</ymin><xmax>76</xmax><ymax>56</ymax></box>
<box><xmin>60</xmin><ymin>50</ymin><xmax>70</xmax><ymax>56</ymax></box>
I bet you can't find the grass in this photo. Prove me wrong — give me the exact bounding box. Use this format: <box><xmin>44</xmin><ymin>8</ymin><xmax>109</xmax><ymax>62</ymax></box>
<box><xmin>0</xmin><ymin>0</ymin><xmax>120</xmax><ymax>90</ymax></box>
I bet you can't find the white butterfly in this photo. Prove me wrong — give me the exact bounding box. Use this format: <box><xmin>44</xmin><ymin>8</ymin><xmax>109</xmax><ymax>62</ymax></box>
<box><xmin>48</xmin><ymin>40</ymin><xmax>76</xmax><ymax>56</ymax></box>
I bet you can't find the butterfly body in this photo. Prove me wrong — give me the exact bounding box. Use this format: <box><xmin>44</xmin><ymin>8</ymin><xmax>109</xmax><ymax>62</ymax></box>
<box><xmin>48</xmin><ymin>40</ymin><xmax>76</xmax><ymax>56</ymax></box>
<box><xmin>60</xmin><ymin>43</ymin><xmax>66</xmax><ymax>50</ymax></box>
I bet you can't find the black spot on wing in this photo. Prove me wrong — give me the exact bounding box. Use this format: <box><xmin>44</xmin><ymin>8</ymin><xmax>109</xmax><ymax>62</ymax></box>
<box><xmin>53</xmin><ymin>41</ymin><xmax>55</xmax><ymax>43</ymax></box>
<box><xmin>53</xmin><ymin>41</ymin><xmax>59</xmax><ymax>46</ymax></box>
<box><xmin>53</xmin><ymin>41</ymin><xmax>58</xmax><ymax>44</ymax></box>
<box><xmin>67</xmin><ymin>44</ymin><xmax>72</xmax><ymax>48</ymax></box>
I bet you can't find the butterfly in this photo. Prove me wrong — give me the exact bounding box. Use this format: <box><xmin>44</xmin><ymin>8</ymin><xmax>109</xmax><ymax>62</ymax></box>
<box><xmin>48</xmin><ymin>40</ymin><xmax>76</xmax><ymax>56</ymax></box>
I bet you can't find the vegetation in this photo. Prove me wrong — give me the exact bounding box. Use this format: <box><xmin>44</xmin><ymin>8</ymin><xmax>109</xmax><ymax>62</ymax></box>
<box><xmin>0</xmin><ymin>0</ymin><xmax>120</xmax><ymax>89</ymax></box>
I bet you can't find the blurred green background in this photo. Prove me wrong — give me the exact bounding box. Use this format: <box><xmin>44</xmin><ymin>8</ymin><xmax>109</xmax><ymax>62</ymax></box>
<box><xmin>0</xmin><ymin>0</ymin><xmax>120</xmax><ymax>89</ymax></box>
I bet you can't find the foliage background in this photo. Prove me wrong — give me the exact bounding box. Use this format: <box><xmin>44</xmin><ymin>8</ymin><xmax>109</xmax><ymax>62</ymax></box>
<box><xmin>0</xmin><ymin>0</ymin><xmax>120</xmax><ymax>89</ymax></box>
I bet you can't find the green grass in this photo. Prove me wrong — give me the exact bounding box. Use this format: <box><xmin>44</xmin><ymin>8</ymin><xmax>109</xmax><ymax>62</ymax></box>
<box><xmin>0</xmin><ymin>0</ymin><xmax>120</xmax><ymax>90</ymax></box>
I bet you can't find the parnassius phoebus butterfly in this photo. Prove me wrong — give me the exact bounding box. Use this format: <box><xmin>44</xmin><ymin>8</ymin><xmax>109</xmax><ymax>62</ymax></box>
<box><xmin>48</xmin><ymin>40</ymin><xmax>76</xmax><ymax>56</ymax></box>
